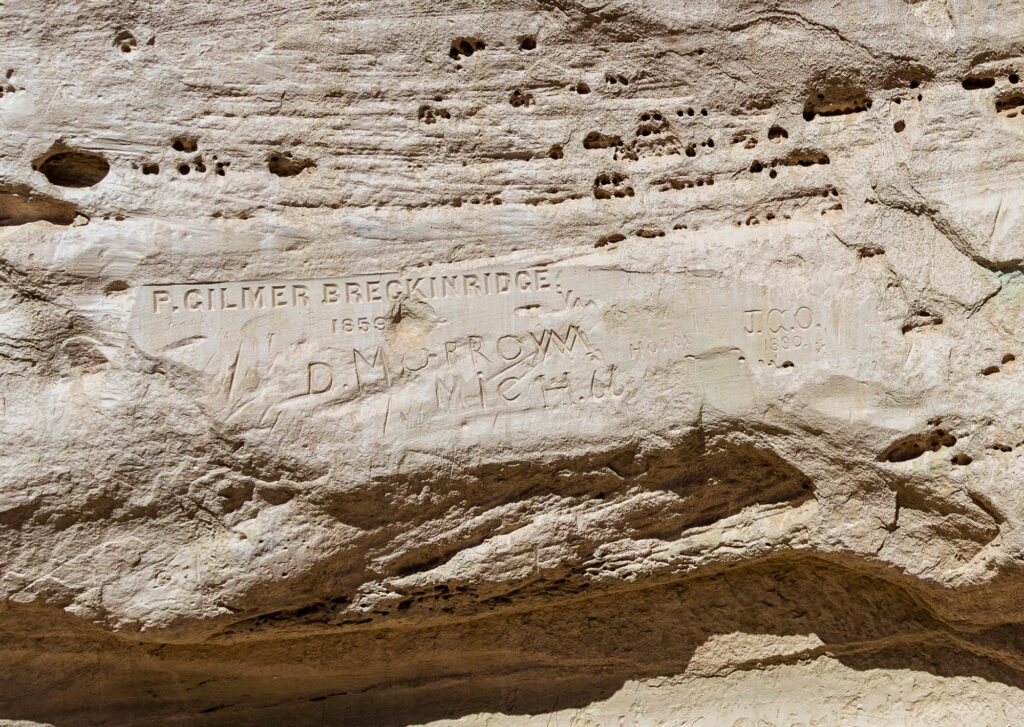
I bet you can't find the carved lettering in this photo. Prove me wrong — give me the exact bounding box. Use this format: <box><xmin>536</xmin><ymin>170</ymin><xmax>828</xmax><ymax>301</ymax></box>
<box><xmin>353</xmin><ymin>346</ymin><xmax>391</xmax><ymax>391</ymax></box>
<box><xmin>152</xmin><ymin>289</ymin><xmax>171</xmax><ymax>313</ymax></box>
<box><xmin>306</xmin><ymin>362</ymin><xmax>333</xmax><ymax>395</ymax></box>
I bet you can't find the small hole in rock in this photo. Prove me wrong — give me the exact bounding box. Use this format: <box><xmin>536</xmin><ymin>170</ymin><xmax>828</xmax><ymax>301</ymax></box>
<box><xmin>141</xmin><ymin>163</ymin><xmax>159</xmax><ymax>175</ymax></box>
<box><xmin>519</xmin><ymin>36</ymin><xmax>536</xmax><ymax>51</ymax></box>
<box><xmin>951</xmin><ymin>454</ymin><xmax>972</xmax><ymax>466</ymax></box>
<box><xmin>894</xmin><ymin>120</ymin><xmax>905</xmax><ymax>132</ymax></box>
<box><xmin>178</xmin><ymin>164</ymin><xmax>190</xmax><ymax>175</ymax></box>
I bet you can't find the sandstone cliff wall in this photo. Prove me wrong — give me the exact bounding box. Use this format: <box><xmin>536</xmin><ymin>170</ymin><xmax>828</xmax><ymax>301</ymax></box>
<box><xmin>3</xmin><ymin>0</ymin><xmax>1024</xmax><ymax>724</ymax></box>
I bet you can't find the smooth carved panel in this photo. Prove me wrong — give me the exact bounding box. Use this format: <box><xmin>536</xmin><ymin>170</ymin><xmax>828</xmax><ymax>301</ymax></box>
<box><xmin>130</xmin><ymin>263</ymin><xmax>851</xmax><ymax>445</ymax></box>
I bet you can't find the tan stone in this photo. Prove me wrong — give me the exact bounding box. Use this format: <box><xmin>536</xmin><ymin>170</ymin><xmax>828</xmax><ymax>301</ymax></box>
<box><xmin>3</xmin><ymin>0</ymin><xmax>1024</xmax><ymax>724</ymax></box>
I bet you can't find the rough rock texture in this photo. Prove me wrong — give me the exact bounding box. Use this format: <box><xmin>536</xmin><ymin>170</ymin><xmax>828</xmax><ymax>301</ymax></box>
<box><xmin>4</xmin><ymin>0</ymin><xmax>1024</xmax><ymax>724</ymax></box>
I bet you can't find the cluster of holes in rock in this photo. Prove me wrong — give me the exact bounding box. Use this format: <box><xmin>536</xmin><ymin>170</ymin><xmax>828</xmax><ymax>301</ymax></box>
<box><xmin>802</xmin><ymin>90</ymin><xmax>873</xmax><ymax>121</ymax></box>
<box><xmin>634</xmin><ymin>228</ymin><xmax>665</xmax><ymax>238</ymax></box>
<box><xmin>685</xmin><ymin>138</ymin><xmax>714</xmax><ymax>157</ymax></box>
<box><xmin>736</xmin><ymin>211</ymin><xmax>788</xmax><ymax>227</ymax></box>
<box><xmin>451</xmin><ymin>194</ymin><xmax>503</xmax><ymax>207</ymax></box>
<box><xmin>883</xmin><ymin>428</ymin><xmax>957</xmax><ymax>463</ymax></box>
<box><xmin>733</xmin><ymin>187</ymin><xmax>840</xmax><ymax>227</ymax></box>
<box><xmin>583</xmin><ymin>131</ymin><xmax>623</xmax><ymax>150</ymax></box>
<box><xmin>593</xmin><ymin>172</ymin><xmax>634</xmax><ymax>199</ymax></box>
<box><xmin>636</xmin><ymin>111</ymin><xmax>667</xmax><ymax>136</ymax></box>
<box><xmin>418</xmin><ymin>105</ymin><xmax>450</xmax><ymax>124</ymax></box>
<box><xmin>524</xmin><ymin>188</ymin><xmax>584</xmax><ymax>206</ymax></box>
<box><xmin>509</xmin><ymin>89</ymin><xmax>534</xmax><ymax>107</ymax></box>
<box><xmin>595</xmin><ymin>233</ymin><xmax>626</xmax><ymax>248</ymax></box>
<box><xmin>114</xmin><ymin>29</ymin><xmax>138</xmax><ymax>52</ymax></box>
<box><xmin>901</xmin><ymin>310</ymin><xmax>943</xmax><ymax>334</ymax></box>
<box><xmin>149</xmin><ymin>138</ymin><xmax>230</xmax><ymax>177</ymax></box>
<box><xmin>449</xmin><ymin>38</ymin><xmax>485</xmax><ymax>60</ymax></box>
<box><xmin>268</xmin><ymin>151</ymin><xmax>315</xmax><ymax>177</ymax></box>
<box><xmin>402</xmin><ymin>66</ymin><xmax>1024</xmax><ymax>211</ymax></box>
<box><xmin>997</xmin><ymin>93</ymin><xmax>1024</xmax><ymax>117</ymax></box>
<box><xmin>0</xmin><ymin>69</ymin><xmax>18</xmax><ymax>98</ymax></box>
<box><xmin>732</xmin><ymin>133</ymin><xmax>758</xmax><ymax>149</ymax></box>
<box><xmin>981</xmin><ymin>353</ymin><xmax>1016</xmax><ymax>376</ymax></box>
<box><xmin>749</xmin><ymin>151</ymin><xmax>830</xmax><ymax>178</ymax></box>
<box><xmin>892</xmin><ymin>79</ymin><xmax>925</xmax><ymax>115</ymax></box>
<box><xmin>959</xmin><ymin>71</ymin><xmax>1024</xmax><ymax>115</ymax></box>
<box><xmin>660</xmin><ymin>176</ymin><xmax>714</xmax><ymax>192</ymax></box>
<box><xmin>16</xmin><ymin>69</ymin><xmax>966</xmax><ymax>213</ymax></box>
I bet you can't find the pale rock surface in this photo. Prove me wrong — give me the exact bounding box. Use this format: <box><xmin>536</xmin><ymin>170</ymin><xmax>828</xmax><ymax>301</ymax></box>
<box><xmin>2</xmin><ymin>0</ymin><xmax>1024</xmax><ymax>724</ymax></box>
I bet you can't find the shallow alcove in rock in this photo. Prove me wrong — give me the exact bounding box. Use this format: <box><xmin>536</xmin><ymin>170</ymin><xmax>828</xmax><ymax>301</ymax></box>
<box><xmin>32</xmin><ymin>146</ymin><xmax>110</xmax><ymax>188</ymax></box>
<box><xmin>267</xmin><ymin>151</ymin><xmax>316</xmax><ymax>177</ymax></box>
<box><xmin>0</xmin><ymin>185</ymin><xmax>80</xmax><ymax>225</ymax></box>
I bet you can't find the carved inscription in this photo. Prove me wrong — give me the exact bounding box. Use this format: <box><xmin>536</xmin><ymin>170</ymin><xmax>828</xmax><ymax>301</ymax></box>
<box><xmin>130</xmin><ymin>263</ymin><xmax>842</xmax><ymax>437</ymax></box>
<box><xmin>147</xmin><ymin>267</ymin><xmax>554</xmax><ymax>315</ymax></box>
<box><xmin>742</xmin><ymin>305</ymin><xmax>826</xmax><ymax>366</ymax></box>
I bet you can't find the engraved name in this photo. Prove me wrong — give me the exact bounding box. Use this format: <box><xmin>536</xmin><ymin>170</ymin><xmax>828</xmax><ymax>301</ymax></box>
<box><xmin>147</xmin><ymin>267</ymin><xmax>553</xmax><ymax>314</ymax></box>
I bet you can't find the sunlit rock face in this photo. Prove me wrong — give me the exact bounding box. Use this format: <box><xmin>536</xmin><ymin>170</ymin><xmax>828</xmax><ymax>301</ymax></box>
<box><xmin>4</xmin><ymin>0</ymin><xmax>1024</xmax><ymax>724</ymax></box>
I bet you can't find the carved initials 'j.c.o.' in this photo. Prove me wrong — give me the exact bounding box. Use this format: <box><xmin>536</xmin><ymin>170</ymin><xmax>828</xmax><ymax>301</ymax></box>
<box><xmin>743</xmin><ymin>306</ymin><xmax>813</xmax><ymax>334</ymax></box>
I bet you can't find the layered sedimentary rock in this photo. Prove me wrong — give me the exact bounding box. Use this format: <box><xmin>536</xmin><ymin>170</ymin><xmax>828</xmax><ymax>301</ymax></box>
<box><xmin>4</xmin><ymin>0</ymin><xmax>1024</xmax><ymax>724</ymax></box>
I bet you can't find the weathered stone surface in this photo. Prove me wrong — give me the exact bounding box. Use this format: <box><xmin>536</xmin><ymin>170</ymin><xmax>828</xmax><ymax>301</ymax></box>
<box><xmin>4</xmin><ymin>0</ymin><xmax>1024</xmax><ymax>724</ymax></box>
